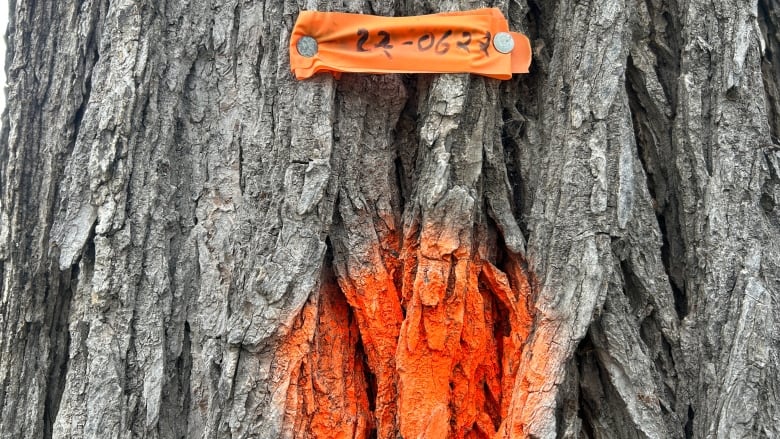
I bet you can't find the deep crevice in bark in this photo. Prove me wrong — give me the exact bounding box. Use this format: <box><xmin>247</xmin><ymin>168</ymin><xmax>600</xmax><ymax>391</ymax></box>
<box><xmin>500</xmin><ymin>0</ymin><xmax>546</xmax><ymax>227</ymax></box>
<box><xmin>618</xmin><ymin>258</ymin><xmax>643</xmax><ymax>314</ymax></box>
<box><xmin>42</xmin><ymin>220</ymin><xmax>94</xmax><ymax>437</ymax></box>
<box><xmin>759</xmin><ymin>0</ymin><xmax>780</xmax><ymax>141</ymax></box>
<box><xmin>760</xmin><ymin>149</ymin><xmax>780</xmax><ymax>229</ymax></box>
<box><xmin>578</xmin><ymin>329</ymin><xmax>648</xmax><ymax>438</ymax></box>
<box><xmin>394</xmin><ymin>75</ymin><xmax>421</xmax><ymax>204</ymax></box>
<box><xmin>659</xmin><ymin>214</ymin><xmax>688</xmax><ymax>318</ymax></box>
<box><xmin>639</xmin><ymin>312</ymin><xmax>679</xmax><ymax>416</ymax></box>
<box><xmin>123</xmin><ymin>315</ymin><xmax>142</xmax><ymax>433</ymax></box>
<box><xmin>42</xmin><ymin>269</ymin><xmax>75</xmax><ymax>439</ymax></box>
<box><xmin>285</xmin><ymin>249</ymin><xmax>375</xmax><ymax>439</ymax></box>
<box><xmin>175</xmin><ymin>321</ymin><xmax>193</xmax><ymax>438</ymax></box>
<box><xmin>356</xmin><ymin>333</ymin><xmax>377</xmax><ymax>414</ymax></box>
<box><xmin>625</xmin><ymin>56</ymin><xmax>688</xmax><ymax>318</ymax></box>
<box><xmin>574</xmin><ymin>336</ymin><xmax>598</xmax><ymax>439</ymax></box>
<box><xmin>70</xmin><ymin>74</ymin><xmax>91</xmax><ymax>153</ymax></box>
<box><xmin>523</xmin><ymin>0</ymin><xmax>544</xmax><ymax>43</ymax></box>
<box><xmin>641</xmin><ymin>0</ymin><xmax>682</xmax><ymax>113</ymax></box>
<box><xmin>230</xmin><ymin>2</ymin><xmax>240</xmax><ymax>83</ymax></box>
<box><xmin>500</xmin><ymin>127</ymin><xmax>528</xmax><ymax>237</ymax></box>
<box><xmin>684</xmin><ymin>405</ymin><xmax>694</xmax><ymax>438</ymax></box>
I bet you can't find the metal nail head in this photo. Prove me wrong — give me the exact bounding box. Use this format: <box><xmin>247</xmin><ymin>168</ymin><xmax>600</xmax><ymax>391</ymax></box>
<box><xmin>297</xmin><ymin>36</ymin><xmax>318</xmax><ymax>57</ymax></box>
<box><xmin>493</xmin><ymin>32</ymin><xmax>515</xmax><ymax>54</ymax></box>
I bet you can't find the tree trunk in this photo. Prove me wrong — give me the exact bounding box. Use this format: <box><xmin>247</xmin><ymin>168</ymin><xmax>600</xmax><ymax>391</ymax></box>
<box><xmin>1</xmin><ymin>0</ymin><xmax>778</xmax><ymax>438</ymax></box>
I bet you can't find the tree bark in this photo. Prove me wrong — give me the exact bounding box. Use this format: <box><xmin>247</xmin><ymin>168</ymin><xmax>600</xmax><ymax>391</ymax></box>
<box><xmin>0</xmin><ymin>0</ymin><xmax>778</xmax><ymax>438</ymax></box>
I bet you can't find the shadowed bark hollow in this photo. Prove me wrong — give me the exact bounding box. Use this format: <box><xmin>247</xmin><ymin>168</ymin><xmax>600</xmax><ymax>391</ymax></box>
<box><xmin>0</xmin><ymin>0</ymin><xmax>778</xmax><ymax>438</ymax></box>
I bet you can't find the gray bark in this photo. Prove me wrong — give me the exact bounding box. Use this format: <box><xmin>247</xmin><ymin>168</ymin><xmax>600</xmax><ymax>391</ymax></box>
<box><xmin>0</xmin><ymin>0</ymin><xmax>778</xmax><ymax>438</ymax></box>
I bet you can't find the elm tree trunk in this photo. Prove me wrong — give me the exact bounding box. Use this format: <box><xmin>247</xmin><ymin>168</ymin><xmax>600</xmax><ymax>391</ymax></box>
<box><xmin>1</xmin><ymin>0</ymin><xmax>778</xmax><ymax>438</ymax></box>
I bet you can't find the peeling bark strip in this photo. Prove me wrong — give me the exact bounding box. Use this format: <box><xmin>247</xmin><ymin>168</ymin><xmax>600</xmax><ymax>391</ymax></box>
<box><xmin>0</xmin><ymin>0</ymin><xmax>778</xmax><ymax>438</ymax></box>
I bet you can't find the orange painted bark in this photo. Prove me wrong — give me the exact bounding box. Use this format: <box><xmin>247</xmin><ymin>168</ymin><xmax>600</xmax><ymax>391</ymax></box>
<box><xmin>283</xmin><ymin>269</ymin><xmax>373</xmax><ymax>439</ymax></box>
<box><xmin>285</xmin><ymin>232</ymin><xmax>536</xmax><ymax>438</ymax></box>
<box><xmin>336</xmin><ymin>266</ymin><xmax>403</xmax><ymax>439</ymax></box>
<box><xmin>394</xmin><ymin>219</ymin><xmax>535</xmax><ymax>438</ymax></box>
<box><xmin>482</xmin><ymin>259</ymin><xmax>535</xmax><ymax>419</ymax></box>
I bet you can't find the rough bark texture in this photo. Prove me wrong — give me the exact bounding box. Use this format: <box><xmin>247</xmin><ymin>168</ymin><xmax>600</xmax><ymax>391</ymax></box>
<box><xmin>0</xmin><ymin>0</ymin><xmax>778</xmax><ymax>438</ymax></box>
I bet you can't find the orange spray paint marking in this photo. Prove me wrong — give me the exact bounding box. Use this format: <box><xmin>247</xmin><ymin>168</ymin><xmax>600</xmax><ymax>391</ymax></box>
<box><xmin>335</xmin><ymin>266</ymin><xmax>404</xmax><ymax>439</ymax></box>
<box><xmin>285</xmin><ymin>271</ymin><xmax>373</xmax><ymax>439</ymax></box>
<box><xmin>284</xmin><ymin>231</ymin><xmax>540</xmax><ymax>438</ymax></box>
<box><xmin>290</xmin><ymin>8</ymin><xmax>532</xmax><ymax>79</ymax></box>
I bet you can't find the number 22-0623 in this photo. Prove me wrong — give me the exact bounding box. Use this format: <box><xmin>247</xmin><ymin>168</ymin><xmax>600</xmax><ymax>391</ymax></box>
<box><xmin>356</xmin><ymin>29</ymin><xmax>492</xmax><ymax>58</ymax></box>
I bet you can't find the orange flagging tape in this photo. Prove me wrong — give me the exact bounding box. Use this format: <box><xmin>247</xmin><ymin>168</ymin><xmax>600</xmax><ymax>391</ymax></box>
<box><xmin>290</xmin><ymin>8</ymin><xmax>532</xmax><ymax>80</ymax></box>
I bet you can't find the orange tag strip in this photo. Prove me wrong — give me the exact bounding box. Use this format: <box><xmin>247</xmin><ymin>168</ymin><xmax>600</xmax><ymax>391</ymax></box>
<box><xmin>290</xmin><ymin>8</ymin><xmax>531</xmax><ymax>80</ymax></box>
